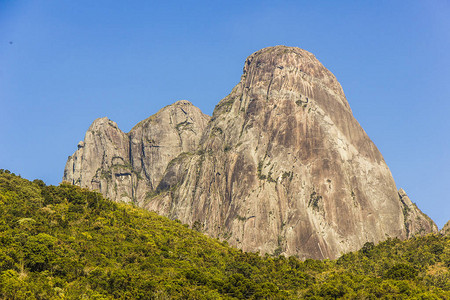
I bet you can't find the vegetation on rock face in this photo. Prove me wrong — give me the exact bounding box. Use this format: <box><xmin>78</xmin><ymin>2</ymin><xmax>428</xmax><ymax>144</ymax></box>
<box><xmin>0</xmin><ymin>169</ymin><xmax>449</xmax><ymax>299</ymax></box>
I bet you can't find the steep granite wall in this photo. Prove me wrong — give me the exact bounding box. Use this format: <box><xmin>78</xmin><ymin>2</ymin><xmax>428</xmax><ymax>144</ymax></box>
<box><xmin>64</xmin><ymin>46</ymin><xmax>437</xmax><ymax>259</ymax></box>
<box><xmin>398</xmin><ymin>189</ymin><xmax>438</xmax><ymax>237</ymax></box>
<box><xmin>441</xmin><ymin>221</ymin><xmax>450</xmax><ymax>236</ymax></box>
<box><xmin>147</xmin><ymin>46</ymin><xmax>432</xmax><ymax>259</ymax></box>
<box><xmin>63</xmin><ymin>100</ymin><xmax>210</xmax><ymax>205</ymax></box>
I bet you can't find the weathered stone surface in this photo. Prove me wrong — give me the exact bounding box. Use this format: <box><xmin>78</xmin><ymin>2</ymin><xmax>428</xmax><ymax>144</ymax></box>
<box><xmin>64</xmin><ymin>46</ymin><xmax>438</xmax><ymax>259</ymax></box>
<box><xmin>63</xmin><ymin>100</ymin><xmax>210</xmax><ymax>206</ymax></box>
<box><xmin>398</xmin><ymin>188</ymin><xmax>438</xmax><ymax>237</ymax></box>
<box><xmin>63</xmin><ymin>117</ymin><xmax>133</xmax><ymax>203</ymax></box>
<box><xmin>128</xmin><ymin>100</ymin><xmax>210</xmax><ymax>204</ymax></box>
<box><xmin>441</xmin><ymin>220</ymin><xmax>450</xmax><ymax>236</ymax></box>
<box><xmin>147</xmin><ymin>46</ymin><xmax>434</xmax><ymax>259</ymax></box>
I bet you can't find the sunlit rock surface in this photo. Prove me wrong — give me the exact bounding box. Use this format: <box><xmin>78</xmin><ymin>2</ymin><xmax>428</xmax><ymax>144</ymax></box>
<box><xmin>64</xmin><ymin>46</ymin><xmax>437</xmax><ymax>259</ymax></box>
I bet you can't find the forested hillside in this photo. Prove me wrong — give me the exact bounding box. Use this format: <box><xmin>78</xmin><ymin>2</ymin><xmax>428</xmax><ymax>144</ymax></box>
<box><xmin>0</xmin><ymin>170</ymin><xmax>448</xmax><ymax>299</ymax></box>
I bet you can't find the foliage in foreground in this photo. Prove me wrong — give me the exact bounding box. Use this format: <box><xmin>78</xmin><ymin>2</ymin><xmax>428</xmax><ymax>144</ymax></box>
<box><xmin>0</xmin><ymin>169</ymin><xmax>449</xmax><ymax>299</ymax></box>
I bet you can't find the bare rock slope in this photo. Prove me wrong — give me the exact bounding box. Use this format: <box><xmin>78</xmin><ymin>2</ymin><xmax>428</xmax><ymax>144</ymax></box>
<box><xmin>441</xmin><ymin>221</ymin><xmax>450</xmax><ymax>236</ymax></box>
<box><xmin>63</xmin><ymin>100</ymin><xmax>210</xmax><ymax>206</ymax></box>
<box><xmin>398</xmin><ymin>189</ymin><xmax>438</xmax><ymax>237</ymax></box>
<box><xmin>64</xmin><ymin>117</ymin><xmax>132</xmax><ymax>203</ymax></box>
<box><xmin>64</xmin><ymin>46</ymin><xmax>437</xmax><ymax>259</ymax></box>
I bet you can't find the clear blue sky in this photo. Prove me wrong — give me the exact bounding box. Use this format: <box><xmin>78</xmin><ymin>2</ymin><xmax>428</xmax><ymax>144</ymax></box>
<box><xmin>1</xmin><ymin>1</ymin><xmax>449</xmax><ymax>228</ymax></box>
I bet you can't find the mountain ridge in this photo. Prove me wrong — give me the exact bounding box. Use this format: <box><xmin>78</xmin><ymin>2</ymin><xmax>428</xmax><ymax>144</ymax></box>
<box><xmin>64</xmin><ymin>46</ymin><xmax>439</xmax><ymax>259</ymax></box>
<box><xmin>64</xmin><ymin>100</ymin><xmax>210</xmax><ymax>204</ymax></box>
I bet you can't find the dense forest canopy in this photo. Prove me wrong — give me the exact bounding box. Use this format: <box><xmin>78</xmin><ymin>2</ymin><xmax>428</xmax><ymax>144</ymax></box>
<box><xmin>0</xmin><ymin>169</ymin><xmax>449</xmax><ymax>299</ymax></box>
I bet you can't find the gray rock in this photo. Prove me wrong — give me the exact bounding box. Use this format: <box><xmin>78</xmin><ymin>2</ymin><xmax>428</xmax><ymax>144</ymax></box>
<box><xmin>441</xmin><ymin>220</ymin><xmax>450</xmax><ymax>236</ymax></box>
<box><xmin>146</xmin><ymin>46</ymin><xmax>434</xmax><ymax>259</ymax></box>
<box><xmin>128</xmin><ymin>100</ymin><xmax>210</xmax><ymax>205</ymax></box>
<box><xmin>398</xmin><ymin>188</ymin><xmax>438</xmax><ymax>237</ymax></box>
<box><xmin>63</xmin><ymin>101</ymin><xmax>210</xmax><ymax>206</ymax></box>
<box><xmin>64</xmin><ymin>46</ymin><xmax>438</xmax><ymax>259</ymax></box>
<box><xmin>64</xmin><ymin>117</ymin><xmax>133</xmax><ymax>202</ymax></box>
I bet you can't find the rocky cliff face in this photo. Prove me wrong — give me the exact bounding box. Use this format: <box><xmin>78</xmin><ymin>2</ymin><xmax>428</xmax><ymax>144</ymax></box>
<box><xmin>127</xmin><ymin>100</ymin><xmax>210</xmax><ymax>204</ymax></box>
<box><xmin>441</xmin><ymin>221</ymin><xmax>450</xmax><ymax>236</ymax></box>
<box><xmin>398</xmin><ymin>189</ymin><xmax>438</xmax><ymax>237</ymax></box>
<box><xmin>63</xmin><ymin>100</ymin><xmax>210</xmax><ymax>205</ymax></box>
<box><xmin>145</xmin><ymin>46</ymin><xmax>436</xmax><ymax>259</ymax></box>
<box><xmin>64</xmin><ymin>117</ymin><xmax>133</xmax><ymax>203</ymax></box>
<box><xmin>64</xmin><ymin>46</ymin><xmax>438</xmax><ymax>259</ymax></box>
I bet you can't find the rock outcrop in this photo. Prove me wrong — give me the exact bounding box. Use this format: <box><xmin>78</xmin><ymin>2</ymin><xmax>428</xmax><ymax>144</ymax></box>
<box><xmin>398</xmin><ymin>189</ymin><xmax>439</xmax><ymax>237</ymax></box>
<box><xmin>64</xmin><ymin>46</ymin><xmax>438</xmax><ymax>259</ymax></box>
<box><xmin>441</xmin><ymin>221</ymin><xmax>450</xmax><ymax>236</ymax></box>
<box><xmin>64</xmin><ymin>117</ymin><xmax>133</xmax><ymax>203</ymax></box>
<box><xmin>148</xmin><ymin>46</ymin><xmax>410</xmax><ymax>259</ymax></box>
<box><xmin>63</xmin><ymin>100</ymin><xmax>210</xmax><ymax>205</ymax></box>
<box><xmin>128</xmin><ymin>100</ymin><xmax>210</xmax><ymax>203</ymax></box>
